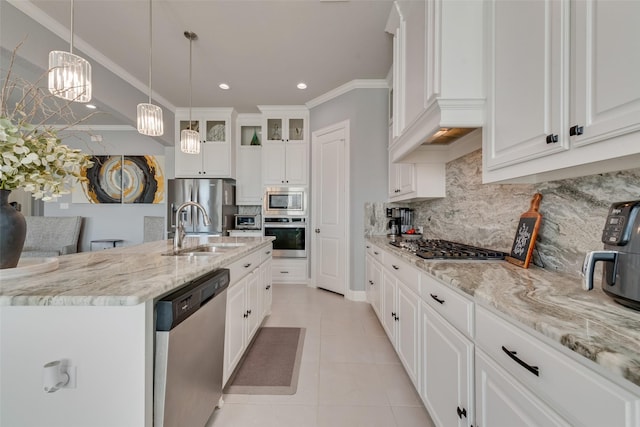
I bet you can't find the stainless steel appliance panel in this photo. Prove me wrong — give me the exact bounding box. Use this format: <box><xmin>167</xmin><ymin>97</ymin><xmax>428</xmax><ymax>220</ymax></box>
<box><xmin>264</xmin><ymin>187</ymin><xmax>307</xmax><ymax>216</ymax></box>
<box><xmin>154</xmin><ymin>269</ymin><xmax>229</xmax><ymax>427</ymax></box>
<box><xmin>167</xmin><ymin>179</ymin><xmax>237</xmax><ymax>236</ymax></box>
<box><xmin>263</xmin><ymin>217</ymin><xmax>307</xmax><ymax>258</ymax></box>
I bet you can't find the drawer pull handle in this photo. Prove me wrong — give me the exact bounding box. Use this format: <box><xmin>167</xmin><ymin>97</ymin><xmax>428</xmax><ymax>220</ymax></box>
<box><xmin>244</xmin><ymin>263</ymin><xmax>252</xmax><ymax>268</ymax></box>
<box><xmin>430</xmin><ymin>293</ymin><xmax>445</xmax><ymax>304</ymax></box>
<box><xmin>502</xmin><ymin>346</ymin><xmax>539</xmax><ymax>377</ymax></box>
<box><xmin>265</xmin><ymin>251</ymin><xmax>271</xmax><ymax>255</ymax></box>
<box><xmin>374</xmin><ymin>251</ymin><xmax>379</xmax><ymax>255</ymax></box>
<box><xmin>280</xmin><ymin>271</ymin><xmax>289</xmax><ymax>274</ymax></box>
<box><xmin>392</xmin><ymin>265</ymin><xmax>399</xmax><ymax>270</ymax></box>
<box><xmin>456</xmin><ymin>406</ymin><xmax>467</xmax><ymax>419</ymax></box>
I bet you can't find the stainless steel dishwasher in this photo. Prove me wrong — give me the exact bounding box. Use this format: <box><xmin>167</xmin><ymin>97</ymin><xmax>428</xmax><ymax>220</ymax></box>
<box><xmin>154</xmin><ymin>268</ymin><xmax>229</xmax><ymax>427</ymax></box>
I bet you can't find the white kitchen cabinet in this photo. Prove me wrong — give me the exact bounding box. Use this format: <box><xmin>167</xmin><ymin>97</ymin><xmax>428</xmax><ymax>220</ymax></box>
<box><xmin>271</xmin><ymin>258</ymin><xmax>308</xmax><ymax>284</ymax></box>
<box><xmin>223</xmin><ymin>248</ymin><xmax>270</xmax><ymax>385</ymax></box>
<box><xmin>386</xmin><ymin>0</ymin><xmax>484</xmax><ymax>163</ymax></box>
<box><xmin>476</xmin><ymin>349</ymin><xmax>570</xmax><ymax>427</ymax></box>
<box><xmin>260</xmin><ymin>253</ymin><xmax>273</xmax><ymax>318</ymax></box>
<box><xmin>259</xmin><ymin>106</ymin><xmax>309</xmax><ymax>186</ymax></box>
<box><xmin>421</xmin><ymin>300</ymin><xmax>474</xmax><ymax>427</ymax></box>
<box><xmin>236</xmin><ymin>114</ymin><xmax>263</xmax><ymax>205</ymax></box>
<box><xmin>476</xmin><ymin>305</ymin><xmax>640</xmax><ymax>427</ymax></box>
<box><xmin>262</xmin><ymin>141</ymin><xmax>308</xmax><ymax>186</ymax></box>
<box><xmin>174</xmin><ymin>108</ymin><xmax>237</xmax><ymax>178</ymax></box>
<box><xmin>381</xmin><ymin>258</ymin><xmax>420</xmax><ymax>389</ymax></box>
<box><xmin>365</xmin><ymin>244</ymin><xmax>382</xmax><ymax>318</ymax></box>
<box><xmin>388</xmin><ymin>160</ymin><xmax>445</xmax><ymax>202</ymax></box>
<box><xmin>484</xmin><ymin>0</ymin><xmax>640</xmax><ymax>183</ymax></box>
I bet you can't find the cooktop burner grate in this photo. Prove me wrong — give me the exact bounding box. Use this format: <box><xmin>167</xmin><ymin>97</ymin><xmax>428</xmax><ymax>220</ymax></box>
<box><xmin>390</xmin><ymin>239</ymin><xmax>506</xmax><ymax>260</ymax></box>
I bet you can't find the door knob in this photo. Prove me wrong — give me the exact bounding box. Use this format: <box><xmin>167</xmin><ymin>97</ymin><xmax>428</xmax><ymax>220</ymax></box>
<box><xmin>315</xmin><ymin>228</ymin><xmax>320</xmax><ymax>233</ymax></box>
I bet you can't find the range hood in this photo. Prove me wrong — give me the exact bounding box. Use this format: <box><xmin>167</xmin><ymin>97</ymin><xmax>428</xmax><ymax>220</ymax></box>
<box><xmin>389</xmin><ymin>98</ymin><xmax>484</xmax><ymax>163</ymax></box>
<box><xmin>386</xmin><ymin>0</ymin><xmax>484</xmax><ymax>164</ymax></box>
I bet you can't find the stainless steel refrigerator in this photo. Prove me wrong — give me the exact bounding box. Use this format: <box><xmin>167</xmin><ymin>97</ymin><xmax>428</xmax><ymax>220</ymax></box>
<box><xmin>166</xmin><ymin>179</ymin><xmax>237</xmax><ymax>237</ymax></box>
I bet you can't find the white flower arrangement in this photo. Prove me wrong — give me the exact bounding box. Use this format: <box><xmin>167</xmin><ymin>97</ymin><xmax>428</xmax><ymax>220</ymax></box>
<box><xmin>0</xmin><ymin>44</ymin><xmax>94</xmax><ymax>201</ymax></box>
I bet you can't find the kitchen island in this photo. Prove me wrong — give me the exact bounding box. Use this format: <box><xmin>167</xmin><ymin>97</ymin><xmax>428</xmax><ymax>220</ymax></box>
<box><xmin>0</xmin><ymin>236</ymin><xmax>274</xmax><ymax>427</ymax></box>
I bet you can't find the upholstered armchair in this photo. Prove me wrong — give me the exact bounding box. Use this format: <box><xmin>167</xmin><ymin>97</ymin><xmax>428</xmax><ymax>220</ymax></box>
<box><xmin>21</xmin><ymin>216</ymin><xmax>83</xmax><ymax>257</ymax></box>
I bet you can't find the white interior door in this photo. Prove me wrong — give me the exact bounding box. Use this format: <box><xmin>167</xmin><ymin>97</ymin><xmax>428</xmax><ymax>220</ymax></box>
<box><xmin>312</xmin><ymin>121</ymin><xmax>349</xmax><ymax>295</ymax></box>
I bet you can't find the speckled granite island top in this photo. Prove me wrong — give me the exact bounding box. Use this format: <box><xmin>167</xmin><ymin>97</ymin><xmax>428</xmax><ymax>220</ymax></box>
<box><xmin>0</xmin><ymin>236</ymin><xmax>274</xmax><ymax>307</ymax></box>
<box><xmin>367</xmin><ymin>236</ymin><xmax>640</xmax><ymax>390</ymax></box>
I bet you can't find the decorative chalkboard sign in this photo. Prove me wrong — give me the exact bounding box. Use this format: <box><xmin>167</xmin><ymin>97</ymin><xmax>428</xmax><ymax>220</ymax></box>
<box><xmin>506</xmin><ymin>193</ymin><xmax>543</xmax><ymax>268</ymax></box>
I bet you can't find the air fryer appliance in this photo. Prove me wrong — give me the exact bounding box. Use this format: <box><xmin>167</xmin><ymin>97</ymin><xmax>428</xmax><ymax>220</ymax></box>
<box><xmin>583</xmin><ymin>200</ymin><xmax>640</xmax><ymax>310</ymax></box>
<box><xmin>167</xmin><ymin>179</ymin><xmax>237</xmax><ymax>238</ymax></box>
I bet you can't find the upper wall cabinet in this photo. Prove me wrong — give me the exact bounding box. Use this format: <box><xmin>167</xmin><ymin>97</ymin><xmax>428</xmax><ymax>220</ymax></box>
<box><xmin>386</xmin><ymin>0</ymin><xmax>484</xmax><ymax>163</ymax></box>
<box><xmin>174</xmin><ymin>108</ymin><xmax>237</xmax><ymax>178</ymax></box>
<box><xmin>258</xmin><ymin>106</ymin><xmax>309</xmax><ymax>186</ymax></box>
<box><xmin>236</xmin><ymin>114</ymin><xmax>263</xmax><ymax>205</ymax></box>
<box><xmin>483</xmin><ymin>0</ymin><xmax>640</xmax><ymax>183</ymax></box>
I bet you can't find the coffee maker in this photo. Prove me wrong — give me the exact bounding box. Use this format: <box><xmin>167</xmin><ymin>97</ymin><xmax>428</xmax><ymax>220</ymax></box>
<box><xmin>387</xmin><ymin>208</ymin><xmax>402</xmax><ymax>237</ymax></box>
<box><xmin>583</xmin><ymin>200</ymin><xmax>640</xmax><ymax>310</ymax></box>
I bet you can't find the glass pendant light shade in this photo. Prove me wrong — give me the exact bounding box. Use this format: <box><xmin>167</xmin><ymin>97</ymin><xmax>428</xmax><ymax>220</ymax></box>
<box><xmin>137</xmin><ymin>103</ymin><xmax>164</xmax><ymax>136</ymax></box>
<box><xmin>180</xmin><ymin>31</ymin><xmax>199</xmax><ymax>154</ymax></box>
<box><xmin>137</xmin><ymin>0</ymin><xmax>164</xmax><ymax>136</ymax></box>
<box><xmin>48</xmin><ymin>50</ymin><xmax>92</xmax><ymax>102</ymax></box>
<box><xmin>180</xmin><ymin>129</ymin><xmax>200</xmax><ymax>154</ymax></box>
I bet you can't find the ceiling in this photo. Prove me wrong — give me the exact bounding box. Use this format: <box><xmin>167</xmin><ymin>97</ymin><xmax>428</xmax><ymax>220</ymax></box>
<box><xmin>2</xmin><ymin>0</ymin><xmax>393</xmax><ymax>121</ymax></box>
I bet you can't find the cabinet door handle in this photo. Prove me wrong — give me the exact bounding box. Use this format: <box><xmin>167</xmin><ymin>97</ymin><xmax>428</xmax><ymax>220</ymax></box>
<box><xmin>457</xmin><ymin>407</ymin><xmax>467</xmax><ymax>419</ymax></box>
<box><xmin>569</xmin><ymin>125</ymin><xmax>584</xmax><ymax>136</ymax></box>
<box><xmin>243</xmin><ymin>312</ymin><xmax>248</xmax><ymax>318</ymax></box>
<box><xmin>374</xmin><ymin>251</ymin><xmax>379</xmax><ymax>255</ymax></box>
<box><xmin>430</xmin><ymin>293</ymin><xmax>445</xmax><ymax>304</ymax></box>
<box><xmin>391</xmin><ymin>311</ymin><xmax>396</xmax><ymax>319</ymax></box>
<box><xmin>502</xmin><ymin>346</ymin><xmax>539</xmax><ymax>376</ymax></box>
<box><xmin>545</xmin><ymin>134</ymin><xmax>558</xmax><ymax>144</ymax></box>
<box><xmin>369</xmin><ymin>280</ymin><xmax>374</xmax><ymax>285</ymax></box>
<box><xmin>265</xmin><ymin>251</ymin><xmax>271</xmax><ymax>255</ymax></box>
<box><xmin>247</xmin><ymin>309</ymin><xmax>252</xmax><ymax>315</ymax></box>
<box><xmin>265</xmin><ymin>285</ymin><xmax>271</xmax><ymax>290</ymax></box>
<box><xmin>392</xmin><ymin>265</ymin><xmax>399</xmax><ymax>270</ymax></box>
<box><xmin>315</xmin><ymin>228</ymin><xmax>320</xmax><ymax>233</ymax></box>
<box><xmin>244</xmin><ymin>263</ymin><xmax>252</xmax><ymax>268</ymax></box>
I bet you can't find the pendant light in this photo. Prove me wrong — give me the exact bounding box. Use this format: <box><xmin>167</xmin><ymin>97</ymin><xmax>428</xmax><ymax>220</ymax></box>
<box><xmin>137</xmin><ymin>0</ymin><xmax>164</xmax><ymax>136</ymax></box>
<box><xmin>48</xmin><ymin>0</ymin><xmax>92</xmax><ymax>102</ymax></box>
<box><xmin>180</xmin><ymin>31</ymin><xmax>200</xmax><ymax>154</ymax></box>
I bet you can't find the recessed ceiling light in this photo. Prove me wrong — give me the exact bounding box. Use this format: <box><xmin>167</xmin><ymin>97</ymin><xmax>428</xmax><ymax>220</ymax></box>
<box><xmin>86</xmin><ymin>104</ymin><xmax>97</xmax><ymax>109</ymax></box>
<box><xmin>219</xmin><ymin>83</ymin><xmax>230</xmax><ymax>90</ymax></box>
<box><xmin>297</xmin><ymin>82</ymin><xmax>307</xmax><ymax>90</ymax></box>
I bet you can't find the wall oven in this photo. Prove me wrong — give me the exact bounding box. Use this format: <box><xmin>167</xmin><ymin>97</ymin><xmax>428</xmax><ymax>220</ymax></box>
<box><xmin>263</xmin><ymin>217</ymin><xmax>307</xmax><ymax>258</ymax></box>
<box><xmin>264</xmin><ymin>187</ymin><xmax>306</xmax><ymax>216</ymax></box>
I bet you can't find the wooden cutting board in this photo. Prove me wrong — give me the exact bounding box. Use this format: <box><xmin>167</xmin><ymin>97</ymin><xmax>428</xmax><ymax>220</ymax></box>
<box><xmin>506</xmin><ymin>193</ymin><xmax>543</xmax><ymax>268</ymax></box>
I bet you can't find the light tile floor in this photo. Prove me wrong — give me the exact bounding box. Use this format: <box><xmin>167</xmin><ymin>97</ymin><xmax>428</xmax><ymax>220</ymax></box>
<box><xmin>207</xmin><ymin>284</ymin><xmax>435</xmax><ymax>427</ymax></box>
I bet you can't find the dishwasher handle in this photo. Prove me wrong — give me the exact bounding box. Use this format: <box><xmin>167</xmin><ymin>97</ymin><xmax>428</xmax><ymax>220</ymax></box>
<box><xmin>156</xmin><ymin>268</ymin><xmax>230</xmax><ymax>331</ymax></box>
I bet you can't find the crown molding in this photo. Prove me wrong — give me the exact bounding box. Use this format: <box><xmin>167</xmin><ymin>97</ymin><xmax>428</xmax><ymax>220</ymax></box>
<box><xmin>306</xmin><ymin>79</ymin><xmax>389</xmax><ymax>109</ymax></box>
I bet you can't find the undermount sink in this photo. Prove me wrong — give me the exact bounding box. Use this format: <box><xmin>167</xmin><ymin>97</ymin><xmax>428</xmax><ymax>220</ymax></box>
<box><xmin>166</xmin><ymin>242</ymin><xmax>246</xmax><ymax>257</ymax></box>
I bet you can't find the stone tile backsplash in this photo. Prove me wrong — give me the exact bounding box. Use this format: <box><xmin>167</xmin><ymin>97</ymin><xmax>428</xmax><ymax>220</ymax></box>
<box><xmin>365</xmin><ymin>149</ymin><xmax>640</xmax><ymax>276</ymax></box>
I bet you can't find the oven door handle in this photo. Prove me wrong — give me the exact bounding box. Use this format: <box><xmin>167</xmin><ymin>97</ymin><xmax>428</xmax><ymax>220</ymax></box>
<box><xmin>264</xmin><ymin>225</ymin><xmax>307</xmax><ymax>229</ymax></box>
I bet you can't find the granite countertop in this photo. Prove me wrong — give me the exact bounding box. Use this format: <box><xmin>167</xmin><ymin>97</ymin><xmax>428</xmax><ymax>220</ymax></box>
<box><xmin>367</xmin><ymin>236</ymin><xmax>640</xmax><ymax>391</ymax></box>
<box><xmin>0</xmin><ymin>236</ymin><xmax>274</xmax><ymax>307</ymax></box>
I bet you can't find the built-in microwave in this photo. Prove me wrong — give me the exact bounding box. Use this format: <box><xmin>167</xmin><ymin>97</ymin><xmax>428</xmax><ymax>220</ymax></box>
<box><xmin>264</xmin><ymin>187</ymin><xmax>306</xmax><ymax>216</ymax></box>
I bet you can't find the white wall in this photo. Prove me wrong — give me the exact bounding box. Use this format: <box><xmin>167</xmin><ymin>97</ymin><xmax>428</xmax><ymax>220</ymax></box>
<box><xmin>43</xmin><ymin>129</ymin><xmax>174</xmax><ymax>252</ymax></box>
<box><xmin>310</xmin><ymin>88</ymin><xmax>389</xmax><ymax>292</ymax></box>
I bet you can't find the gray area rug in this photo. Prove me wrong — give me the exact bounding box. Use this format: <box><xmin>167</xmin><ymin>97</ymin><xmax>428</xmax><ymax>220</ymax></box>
<box><xmin>224</xmin><ymin>327</ymin><xmax>306</xmax><ymax>395</ymax></box>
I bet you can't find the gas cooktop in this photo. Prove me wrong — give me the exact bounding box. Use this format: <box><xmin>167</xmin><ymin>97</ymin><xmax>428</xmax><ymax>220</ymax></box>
<box><xmin>390</xmin><ymin>238</ymin><xmax>506</xmax><ymax>260</ymax></box>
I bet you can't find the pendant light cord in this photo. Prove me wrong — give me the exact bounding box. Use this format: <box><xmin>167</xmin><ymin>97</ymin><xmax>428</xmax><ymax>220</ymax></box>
<box><xmin>188</xmin><ymin>34</ymin><xmax>193</xmax><ymax>130</ymax></box>
<box><xmin>148</xmin><ymin>0</ymin><xmax>153</xmax><ymax>104</ymax></box>
<box><xmin>70</xmin><ymin>0</ymin><xmax>75</xmax><ymax>53</ymax></box>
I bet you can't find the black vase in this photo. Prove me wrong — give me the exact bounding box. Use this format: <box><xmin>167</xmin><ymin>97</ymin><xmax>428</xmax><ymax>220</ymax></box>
<box><xmin>0</xmin><ymin>189</ymin><xmax>26</xmax><ymax>269</ymax></box>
